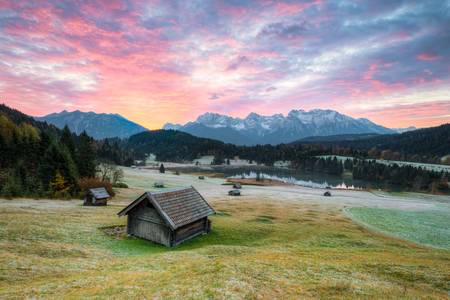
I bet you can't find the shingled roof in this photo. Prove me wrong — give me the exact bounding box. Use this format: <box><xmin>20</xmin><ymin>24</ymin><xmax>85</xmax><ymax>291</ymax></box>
<box><xmin>117</xmin><ymin>187</ymin><xmax>215</xmax><ymax>229</ymax></box>
<box><xmin>88</xmin><ymin>187</ymin><xmax>110</xmax><ymax>199</ymax></box>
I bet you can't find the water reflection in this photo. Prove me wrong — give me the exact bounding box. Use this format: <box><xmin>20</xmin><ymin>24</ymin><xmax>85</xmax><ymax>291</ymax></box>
<box><xmin>175</xmin><ymin>166</ymin><xmax>384</xmax><ymax>190</ymax></box>
<box><xmin>227</xmin><ymin>170</ymin><xmax>361</xmax><ymax>190</ymax></box>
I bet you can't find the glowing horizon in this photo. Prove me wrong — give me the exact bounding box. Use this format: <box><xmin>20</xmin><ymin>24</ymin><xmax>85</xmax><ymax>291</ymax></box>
<box><xmin>1</xmin><ymin>1</ymin><xmax>449</xmax><ymax>129</ymax></box>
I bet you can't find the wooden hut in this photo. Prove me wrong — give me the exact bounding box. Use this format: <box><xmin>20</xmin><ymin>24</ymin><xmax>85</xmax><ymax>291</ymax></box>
<box><xmin>117</xmin><ymin>187</ymin><xmax>215</xmax><ymax>247</ymax></box>
<box><xmin>84</xmin><ymin>187</ymin><xmax>110</xmax><ymax>206</ymax></box>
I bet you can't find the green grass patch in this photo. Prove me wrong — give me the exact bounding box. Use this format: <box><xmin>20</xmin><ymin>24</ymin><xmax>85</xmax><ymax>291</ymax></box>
<box><xmin>347</xmin><ymin>207</ymin><xmax>450</xmax><ymax>249</ymax></box>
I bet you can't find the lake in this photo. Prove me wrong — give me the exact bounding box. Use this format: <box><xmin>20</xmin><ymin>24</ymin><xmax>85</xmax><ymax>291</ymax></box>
<box><xmin>173</xmin><ymin>166</ymin><xmax>393</xmax><ymax>190</ymax></box>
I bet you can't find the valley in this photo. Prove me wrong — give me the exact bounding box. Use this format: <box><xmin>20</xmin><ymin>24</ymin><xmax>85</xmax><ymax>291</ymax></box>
<box><xmin>0</xmin><ymin>167</ymin><xmax>449</xmax><ymax>298</ymax></box>
<box><xmin>0</xmin><ymin>104</ymin><xmax>448</xmax><ymax>298</ymax></box>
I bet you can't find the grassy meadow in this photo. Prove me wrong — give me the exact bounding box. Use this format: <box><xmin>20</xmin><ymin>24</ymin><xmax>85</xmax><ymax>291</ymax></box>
<box><xmin>0</xmin><ymin>169</ymin><xmax>449</xmax><ymax>298</ymax></box>
<box><xmin>346</xmin><ymin>206</ymin><xmax>450</xmax><ymax>250</ymax></box>
<box><xmin>1</xmin><ymin>190</ymin><xmax>449</xmax><ymax>299</ymax></box>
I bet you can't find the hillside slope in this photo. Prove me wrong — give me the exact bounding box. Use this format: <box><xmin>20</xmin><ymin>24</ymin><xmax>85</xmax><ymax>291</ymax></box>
<box><xmin>0</xmin><ymin>104</ymin><xmax>97</xmax><ymax>197</ymax></box>
<box><xmin>36</xmin><ymin>110</ymin><xmax>148</xmax><ymax>139</ymax></box>
<box><xmin>299</xmin><ymin>124</ymin><xmax>450</xmax><ymax>157</ymax></box>
<box><xmin>125</xmin><ymin>129</ymin><xmax>234</xmax><ymax>162</ymax></box>
<box><xmin>299</xmin><ymin>133</ymin><xmax>381</xmax><ymax>142</ymax></box>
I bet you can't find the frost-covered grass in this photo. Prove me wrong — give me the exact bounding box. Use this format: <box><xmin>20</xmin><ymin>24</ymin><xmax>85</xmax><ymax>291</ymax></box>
<box><xmin>1</xmin><ymin>198</ymin><xmax>449</xmax><ymax>299</ymax></box>
<box><xmin>120</xmin><ymin>168</ymin><xmax>181</xmax><ymax>192</ymax></box>
<box><xmin>346</xmin><ymin>207</ymin><xmax>450</xmax><ymax>250</ymax></box>
<box><xmin>1</xmin><ymin>169</ymin><xmax>450</xmax><ymax>298</ymax></box>
<box><xmin>193</xmin><ymin>155</ymin><xmax>214</xmax><ymax>165</ymax></box>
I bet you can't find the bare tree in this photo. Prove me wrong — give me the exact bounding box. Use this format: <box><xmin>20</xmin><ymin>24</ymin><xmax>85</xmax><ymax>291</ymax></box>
<box><xmin>112</xmin><ymin>168</ymin><xmax>124</xmax><ymax>184</ymax></box>
<box><xmin>98</xmin><ymin>162</ymin><xmax>123</xmax><ymax>184</ymax></box>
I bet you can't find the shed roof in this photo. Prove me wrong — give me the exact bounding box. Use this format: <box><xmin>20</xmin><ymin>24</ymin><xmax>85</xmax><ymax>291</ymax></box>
<box><xmin>117</xmin><ymin>187</ymin><xmax>215</xmax><ymax>230</ymax></box>
<box><xmin>88</xmin><ymin>187</ymin><xmax>110</xmax><ymax>199</ymax></box>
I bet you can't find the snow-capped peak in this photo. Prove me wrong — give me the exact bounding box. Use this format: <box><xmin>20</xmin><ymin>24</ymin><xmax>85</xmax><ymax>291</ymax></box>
<box><xmin>167</xmin><ymin>109</ymin><xmax>394</xmax><ymax>145</ymax></box>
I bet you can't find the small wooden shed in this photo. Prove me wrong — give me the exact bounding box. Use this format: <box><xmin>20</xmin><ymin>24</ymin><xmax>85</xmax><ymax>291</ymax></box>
<box><xmin>84</xmin><ymin>187</ymin><xmax>110</xmax><ymax>206</ymax></box>
<box><xmin>117</xmin><ymin>187</ymin><xmax>215</xmax><ymax>247</ymax></box>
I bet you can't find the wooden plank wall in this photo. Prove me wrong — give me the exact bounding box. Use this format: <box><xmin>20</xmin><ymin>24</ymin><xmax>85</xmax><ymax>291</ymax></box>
<box><xmin>174</xmin><ymin>218</ymin><xmax>206</xmax><ymax>244</ymax></box>
<box><xmin>130</xmin><ymin>217</ymin><xmax>171</xmax><ymax>246</ymax></box>
<box><xmin>128</xmin><ymin>202</ymin><xmax>171</xmax><ymax>246</ymax></box>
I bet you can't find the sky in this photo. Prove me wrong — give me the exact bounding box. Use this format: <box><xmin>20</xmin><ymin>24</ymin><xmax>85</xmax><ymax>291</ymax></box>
<box><xmin>1</xmin><ymin>0</ymin><xmax>449</xmax><ymax>129</ymax></box>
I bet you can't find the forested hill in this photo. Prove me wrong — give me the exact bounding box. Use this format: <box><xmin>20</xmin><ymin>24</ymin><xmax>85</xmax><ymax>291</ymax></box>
<box><xmin>295</xmin><ymin>124</ymin><xmax>450</xmax><ymax>157</ymax></box>
<box><xmin>124</xmin><ymin>129</ymin><xmax>330</xmax><ymax>165</ymax></box>
<box><xmin>125</xmin><ymin>129</ymin><xmax>234</xmax><ymax>162</ymax></box>
<box><xmin>124</xmin><ymin>123</ymin><xmax>450</xmax><ymax>165</ymax></box>
<box><xmin>292</xmin><ymin>124</ymin><xmax>450</xmax><ymax>157</ymax></box>
<box><xmin>0</xmin><ymin>104</ymin><xmax>97</xmax><ymax>197</ymax></box>
<box><xmin>298</xmin><ymin>133</ymin><xmax>381</xmax><ymax>143</ymax></box>
<box><xmin>0</xmin><ymin>104</ymin><xmax>59</xmax><ymax>133</ymax></box>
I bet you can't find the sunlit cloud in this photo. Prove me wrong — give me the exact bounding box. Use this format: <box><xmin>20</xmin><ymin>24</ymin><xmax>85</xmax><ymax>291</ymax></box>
<box><xmin>0</xmin><ymin>0</ymin><xmax>448</xmax><ymax>129</ymax></box>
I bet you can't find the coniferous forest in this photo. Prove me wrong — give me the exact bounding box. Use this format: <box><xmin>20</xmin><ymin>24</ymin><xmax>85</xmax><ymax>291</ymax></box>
<box><xmin>351</xmin><ymin>159</ymin><xmax>448</xmax><ymax>193</ymax></box>
<box><xmin>0</xmin><ymin>105</ymin><xmax>97</xmax><ymax>197</ymax></box>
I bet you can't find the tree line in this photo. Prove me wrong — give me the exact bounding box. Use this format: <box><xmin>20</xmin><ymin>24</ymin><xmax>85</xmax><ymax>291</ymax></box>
<box><xmin>118</xmin><ymin>126</ymin><xmax>450</xmax><ymax>168</ymax></box>
<box><xmin>0</xmin><ymin>104</ymin><xmax>125</xmax><ymax>198</ymax></box>
<box><xmin>122</xmin><ymin>129</ymin><xmax>449</xmax><ymax>193</ymax></box>
<box><xmin>125</xmin><ymin>129</ymin><xmax>333</xmax><ymax>165</ymax></box>
<box><xmin>290</xmin><ymin>155</ymin><xmax>448</xmax><ymax>193</ymax></box>
<box><xmin>307</xmin><ymin>124</ymin><xmax>450</xmax><ymax>164</ymax></box>
<box><xmin>352</xmin><ymin>159</ymin><xmax>448</xmax><ymax>193</ymax></box>
<box><xmin>0</xmin><ymin>114</ymin><xmax>96</xmax><ymax>197</ymax></box>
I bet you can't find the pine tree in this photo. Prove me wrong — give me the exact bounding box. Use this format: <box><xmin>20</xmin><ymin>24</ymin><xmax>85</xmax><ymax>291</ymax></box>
<box><xmin>61</xmin><ymin>125</ymin><xmax>76</xmax><ymax>157</ymax></box>
<box><xmin>212</xmin><ymin>153</ymin><xmax>224</xmax><ymax>165</ymax></box>
<box><xmin>344</xmin><ymin>158</ymin><xmax>353</xmax><ymax>171</ymax></box>
<box><xmin>77</xmin><ymin>131</ymin><xmax>97</xmax><ymax>178</ymax></box>
<box><xmin>1</xmin><ymin>171</ymin><xmax>21</xmax><ymax>197</ymax></box>
<box><xmin>38</xmin><ymin>138</ymin><xmax>57</xmax><ymax>190</ymax></box>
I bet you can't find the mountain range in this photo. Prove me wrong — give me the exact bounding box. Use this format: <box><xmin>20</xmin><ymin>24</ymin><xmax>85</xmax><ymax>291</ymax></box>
<box><xmin>35</xmin><ymin>108</ymin><xmax>412</xmax><ymax>143</ymax></box>
<box><xmin>36</xmin><ymin>110</ymin><xmax>148</xmax><ymax>139</ymax></box>
<box><xmin>164</xmin><ymin>109</ymin><xmax>395</xmax><ymax>145</ymax></box>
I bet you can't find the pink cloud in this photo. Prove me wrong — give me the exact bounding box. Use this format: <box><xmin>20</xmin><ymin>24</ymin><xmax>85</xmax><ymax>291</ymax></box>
<box><xmin>417</xmin><ymin>53</ymin><xmax>440</xmax><ymax>61</ymax></box>
<box><xmin>355</xmin><ymin>101</ymin><xmax>450</xmax><ymax>128</ymax></box>
<box><xmin>274</xmin><ymin>0</ymin><xmax>322</xmax><ymax>16</ymax></box>
<box><xmin>1</xmin><ymin>0</ymin><xmax>449</xmax><ymax>130</ymax></box>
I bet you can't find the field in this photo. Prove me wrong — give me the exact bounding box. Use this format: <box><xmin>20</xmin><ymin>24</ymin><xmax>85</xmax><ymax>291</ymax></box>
<box><xmin>346</xmin><ymin>207</ymin><xmax>450</xmax><ymax>249</ymax></box>
<box><xmin>0</xmin><ymin>168</ymin><xmax>449</xmax><ymax>299</ymax></box>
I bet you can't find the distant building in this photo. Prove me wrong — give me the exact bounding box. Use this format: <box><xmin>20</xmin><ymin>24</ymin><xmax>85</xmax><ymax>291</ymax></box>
<box><xmin>117</xmin><ymin>187</ymin><xmax>215</xmax><ymax>247</ymax></box>
<box><xmin>84</xmin><ymin>187</ymin><xmax>110</xmax><ymax>206</ymax></box>
<box><xmin>273</xmin><ymin>160</ymin><xmax>291</xmax><ymax>168</ymax></box>
<box><xmin>134</xmin><ymin>160</ymin><xmax>145</xmax><ymax>166</ymax></box>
